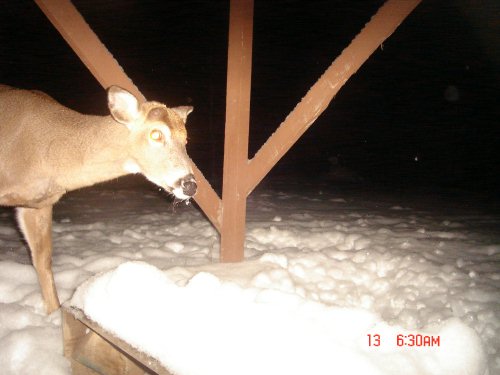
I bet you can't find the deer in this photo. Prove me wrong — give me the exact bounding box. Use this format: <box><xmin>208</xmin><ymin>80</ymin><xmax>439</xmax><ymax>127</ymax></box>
<box><xmin>0</xmin><ymin>84</ymin><xmax>197</xmax><ymax>314</ymax></box>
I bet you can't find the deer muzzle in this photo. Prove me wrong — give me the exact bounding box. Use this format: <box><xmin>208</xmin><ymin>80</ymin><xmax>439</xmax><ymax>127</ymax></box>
<box><xmin>180</xmin><ymin>174</ymin><xmax>197</xmax><ymax>197</ymax></box>
<box><xmin>172</xmin><ymin>173</ymin><xmax>197</xmax><ymax>199</ymax></box>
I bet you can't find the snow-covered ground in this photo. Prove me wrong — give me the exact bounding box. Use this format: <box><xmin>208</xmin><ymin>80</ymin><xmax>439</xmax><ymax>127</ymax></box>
<box><xmin>0</xmin><ymin>180</ymin><xmax>498</xmax><ymax>375</ymax></box>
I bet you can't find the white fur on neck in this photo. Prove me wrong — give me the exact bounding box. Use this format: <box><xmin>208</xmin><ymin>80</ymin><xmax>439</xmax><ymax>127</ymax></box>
<box><xmin>123</xmin><ymin>160</ymin><xmax>141</xmax><ymax>174</ymax></box>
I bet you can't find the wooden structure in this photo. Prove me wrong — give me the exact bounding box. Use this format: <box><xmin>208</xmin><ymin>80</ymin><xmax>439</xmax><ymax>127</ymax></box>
<box><xmin>32</xmin><ymin>0</ymin><xmax>420</xmax><ymax>373</ymax></box>
<box><xmin>63</xmin><ymin>306</ymin><xmax>171</xmax><ymax>375</ymax></box>
<box><xmin>34</xmin><ymin>0</ymin><xmax>420</xmax><ymax>263</ymax></box>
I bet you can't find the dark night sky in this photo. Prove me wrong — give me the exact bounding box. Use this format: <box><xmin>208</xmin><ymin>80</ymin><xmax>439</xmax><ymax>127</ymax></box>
<box><xmin>1</xmin><ymin>1</ymin><xmax>499</xmax><ymax>196</ymax></box>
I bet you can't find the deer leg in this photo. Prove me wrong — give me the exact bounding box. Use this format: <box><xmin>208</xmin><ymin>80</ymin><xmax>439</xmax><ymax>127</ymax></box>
<box><xmin>17</xmin><ymin>205</ymin><xmax>60</xmax><ymax>313</ymax></box>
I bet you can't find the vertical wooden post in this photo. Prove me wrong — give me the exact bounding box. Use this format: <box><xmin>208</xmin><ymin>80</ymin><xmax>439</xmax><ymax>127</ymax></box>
<box><xmin>220</xmin><ymin>0</ymin><xmax>254</xmax><ymax>262</ymax></box>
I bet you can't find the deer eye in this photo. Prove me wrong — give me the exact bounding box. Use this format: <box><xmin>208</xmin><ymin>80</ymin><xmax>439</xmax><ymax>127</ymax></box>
<box><xmin>149</xmin><ymin>129</ymin><xmax>164</xmax><ymax>143</ymax></box>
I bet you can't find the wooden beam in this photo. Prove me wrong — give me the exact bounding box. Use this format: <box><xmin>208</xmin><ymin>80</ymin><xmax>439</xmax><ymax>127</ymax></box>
<box><xmin>245</xmin><ymin>0</ymin><xmax>421</xmax><ymax>195</ymax></box>
<box><xmin>220</xmin><ymin>0</ymin><xmax>254</xmax><ymax>262</ymax></box>
<box><xmin>34</xmin><ymin>0</ymin><xmax>222</xmax><ymax>232</ymax></box>
<box><xmin>191</xmin><ymin>164</ymin><xmax>222</xmax><ymax>232</ymax></box>
<box><xmin>34</xmin><ymin>0</ymin><xmax>144</xmax><ymax>101</ymax></box>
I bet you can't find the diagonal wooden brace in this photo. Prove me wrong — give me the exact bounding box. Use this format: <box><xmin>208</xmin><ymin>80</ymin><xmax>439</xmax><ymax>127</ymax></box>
<box><xmin>245</xmin><ymin>0</ymin><xmax>422</xmax><ymax>196</ymax></box>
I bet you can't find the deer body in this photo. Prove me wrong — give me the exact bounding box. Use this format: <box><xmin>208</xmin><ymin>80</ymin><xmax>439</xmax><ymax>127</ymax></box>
<box><xmin>0</xmin><ymin>84</ymin><xmax>197</xmax><ymax>313</ymax></box>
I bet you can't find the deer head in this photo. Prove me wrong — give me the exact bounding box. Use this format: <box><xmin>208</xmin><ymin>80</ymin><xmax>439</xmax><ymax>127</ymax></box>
<box><xmin>108</xmin><ymin>86</ymin><xmax>197</xmax><ymax>200</ymax></box>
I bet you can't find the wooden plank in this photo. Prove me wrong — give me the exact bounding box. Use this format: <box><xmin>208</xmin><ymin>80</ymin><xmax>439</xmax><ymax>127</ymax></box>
<box><xmin>63</xmin><ymin>306</ymin><xmax>92</xmax><ymax>366</ymax></box>
<box><xmin>245</xmin><ymin>0</ymin><xmax>422</xmax><ymax>195</ymax></box>
<box><xmin>63</xmin><ymin>306</ymin><xmax>172</xmax><ymax>375</ymax></box>
<box><xmin>71</xmin><ymin>360</ymin><xmax>101</xmax><ymax>375</ymax></box>
<box><xmin>219</xmin><ymin>0</ymin><xmax>254</xmax><ymax>262</ymax></box>
<box><xmin>34</xmin><ymin>0</ymin><xmax>222</xmax><ymax>232</ymax></box>
<box><xmin>75</xmin><ymin>331</ymin><xmax>148</xmax><ymax>375</ymax></box>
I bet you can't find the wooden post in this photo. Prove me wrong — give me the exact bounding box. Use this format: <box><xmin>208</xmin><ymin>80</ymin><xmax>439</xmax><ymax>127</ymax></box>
<box><xmin>219</xmin><ymin>0</ymin><xmax>420</xmax><ymax>261</ymax></box>
<box><xmin>220</xmin><ymin>0</ymin><xmax>254</xmax><ymax>262</ymax></box>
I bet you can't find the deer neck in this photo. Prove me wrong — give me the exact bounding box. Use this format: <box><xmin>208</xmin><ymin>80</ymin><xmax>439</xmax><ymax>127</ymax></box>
<box><xmin>55</xmin><ymin>115</ymin><xmax>135</xmax><ymax>191</ymax></box>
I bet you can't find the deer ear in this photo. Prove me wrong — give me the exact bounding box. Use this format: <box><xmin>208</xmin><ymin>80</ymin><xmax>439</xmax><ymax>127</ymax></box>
<box><xmin>107</xmin><ymin>86</ymin><xmax>140</xmax><ymax>127</ymax></box>
<box><xmin>171</xmin><ymin>106</ymin><xmax>193</xmax><ymax>123</ymax></box>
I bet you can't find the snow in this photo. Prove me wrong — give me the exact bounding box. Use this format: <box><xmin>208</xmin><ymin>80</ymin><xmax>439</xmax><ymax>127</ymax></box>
<box><xmin>0</xmin><ymin>182</ymin><xmax>499</xmax><ymax>375</ymax></box>
<box><xmin>72</xmin><ymin>261</ymin><xmax>486</xmax><ymax>375</ymax></box>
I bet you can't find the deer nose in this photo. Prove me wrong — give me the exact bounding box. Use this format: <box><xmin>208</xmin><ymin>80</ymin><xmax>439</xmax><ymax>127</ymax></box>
<box><xmin>180</xmin><ymin>174</ymin><xmax>197</xmax><ymax>197</ymax></box>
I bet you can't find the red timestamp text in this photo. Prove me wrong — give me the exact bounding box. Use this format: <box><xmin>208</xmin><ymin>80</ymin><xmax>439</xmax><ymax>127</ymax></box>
<box><xmin>367</xmin><ymin>334</ymin><xmax>440</xmax><ymax>347</ymax></box>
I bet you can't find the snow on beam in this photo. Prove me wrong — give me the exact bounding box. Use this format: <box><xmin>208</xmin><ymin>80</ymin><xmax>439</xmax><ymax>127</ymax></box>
<box><xmin>34</xmin><ymin>0</ymin><xmax>223</xmax><ymax>233</ymax></box>
<box><xmin>245</xmin><ymin>0</ymin><xmax>422</xmax><ymax>196</ymax></box>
